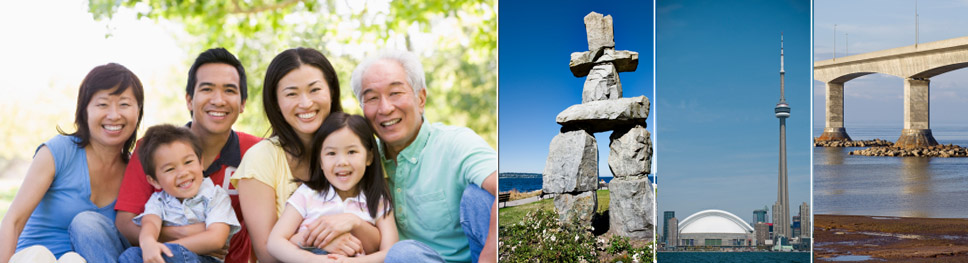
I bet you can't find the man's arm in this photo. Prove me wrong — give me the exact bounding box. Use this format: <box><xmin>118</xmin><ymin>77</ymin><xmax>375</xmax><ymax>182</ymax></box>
<box><xmin>479</xmin><ymin>172</ymin><xmax>497</xmax><ymax>263</ymax></box>
<box><xmin>118</xmin><ymin>210</ymin><xmax>206</xmax><ymax>245</ymax></box>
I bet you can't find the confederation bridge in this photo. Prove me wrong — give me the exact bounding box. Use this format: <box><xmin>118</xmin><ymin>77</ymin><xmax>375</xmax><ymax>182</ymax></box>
<box><xmin>815</xmin><ymin>36</ymin><xmax>968</xmax><ymax>148</ymax></box>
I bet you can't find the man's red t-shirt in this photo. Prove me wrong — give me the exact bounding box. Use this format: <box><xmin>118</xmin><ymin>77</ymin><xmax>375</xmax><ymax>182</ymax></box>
<box><xmin>116</xmin><ymin>129</ymin><xmax>262</xmax><ymax>263</ymax></box>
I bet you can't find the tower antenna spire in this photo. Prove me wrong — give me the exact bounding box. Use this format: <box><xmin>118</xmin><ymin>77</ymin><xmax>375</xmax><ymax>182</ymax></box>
<box><xmin>774</xmin><ymin>31</ymin><xmax>791</xmax><ymax>243</ymax></box>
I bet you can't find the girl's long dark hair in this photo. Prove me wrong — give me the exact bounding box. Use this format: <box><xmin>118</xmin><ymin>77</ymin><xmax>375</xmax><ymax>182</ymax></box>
<box><xmin>303</xmin><ymin>112</ymin><xmax>392</xmax><ymax>218</ymax></box>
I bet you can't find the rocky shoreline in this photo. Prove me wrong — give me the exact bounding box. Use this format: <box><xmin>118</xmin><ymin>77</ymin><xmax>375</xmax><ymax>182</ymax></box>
<box><xmin>813</xmin><ymin>139</ymin><xmax>893</xmax><ymax>147</ymax></box>
<box><xmin>850</xmin><ymin>144</ymin><xmax>968</xmax><ymax>157</ymax></box>
<box><xmin>815</xmin><ymin>138</ymin><xmax>968</xmax><ymax>157</ymax></box>
<box><xmin>815</xmin><ymin>214</ymin><xmax>968</xmax><ymax>262</ymax></box>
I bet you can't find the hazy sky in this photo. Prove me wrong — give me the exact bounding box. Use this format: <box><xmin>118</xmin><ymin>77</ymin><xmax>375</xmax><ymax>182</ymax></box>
<box><xmin>656</xmin><ymin>0</ymin><xmax>811</xmax><ymax>232</ymax></box>
<box><xmin>814</xmin><ymin>0</ymin><xmax>968</xmax><ymax>134</ymax></box>
<box><xmin>498</xmin><ymin>1</ymin><xmax>654</xmax><ymax>176</ymax></box>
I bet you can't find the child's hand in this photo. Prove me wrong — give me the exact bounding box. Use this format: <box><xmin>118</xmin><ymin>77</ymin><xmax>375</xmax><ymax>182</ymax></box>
<box><xmin>141</xmin><ymin>241</ymin><xmax>173</xmax><ymax>263</ymax></box>
<box><xmin>303</xmin><ymin>214</ymin><xmax>359</xmax><ymax>248</ymax></box>
<box><xmin>322</xmin><ymin>233</ymin><xmax>363</xmax><ymax>256</ymax></box>
<box><xmin>290</xmin><ymin>226</ymin><xmax>309</xmax><ymax>247</ymax></box>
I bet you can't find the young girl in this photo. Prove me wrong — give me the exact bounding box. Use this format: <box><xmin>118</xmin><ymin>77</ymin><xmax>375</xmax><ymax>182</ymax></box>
<box><xmin>267</xmin><ymin>112</ymin><xmax>397</xmax><ymax>263</ymax></box>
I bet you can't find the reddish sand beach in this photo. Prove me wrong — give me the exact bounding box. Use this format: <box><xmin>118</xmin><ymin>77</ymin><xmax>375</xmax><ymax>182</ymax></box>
<box><xmin>815</xmin><ymin>214</ymin><xmax>968</xmax><ymax>262</ymax></box>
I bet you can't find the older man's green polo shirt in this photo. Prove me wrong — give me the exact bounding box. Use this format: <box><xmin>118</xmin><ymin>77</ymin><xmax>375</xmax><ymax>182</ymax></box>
<box><xmin>380</xmin><ymin>121</ymin><xmax>496</xmax><ymax>262</ymax></box>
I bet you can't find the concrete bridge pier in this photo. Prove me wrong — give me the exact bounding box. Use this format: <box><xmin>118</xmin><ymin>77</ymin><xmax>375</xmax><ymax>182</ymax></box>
<box><xmin>817</xmin><ymin>82</ymin><xmax>852</xmax><ymax>141</ymax></box>
<box><xmin>896</xmin><ymin>78</ymin><xmax>939</xmax><ymax>148</ymax></box>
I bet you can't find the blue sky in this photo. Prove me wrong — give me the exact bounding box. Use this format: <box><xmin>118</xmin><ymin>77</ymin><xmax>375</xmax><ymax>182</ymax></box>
<box><xmin>498</xmin><ymin>1</ymin><xmax>653</xmax><ymax>176</ymax></box>
<box><xmin>656</xmin><ymin>0</ymin><xmax>811</xmax><ymax>231</ymax></box>
<box><xmin>814</xmin><ymin>0</ymin><xmax>968</xmax><ymax>130</ymax></box>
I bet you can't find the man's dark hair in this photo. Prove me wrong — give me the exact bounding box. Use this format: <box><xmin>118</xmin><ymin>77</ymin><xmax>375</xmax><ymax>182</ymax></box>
<box><xmin>137</xmin><ymin>124</ymin><xmax>203</xmax><ymax>180</ymax></box>
<box><xmin>185</xmin><ymin>48</ymin><xmax>248</xmax><ymax>110</ymax></box>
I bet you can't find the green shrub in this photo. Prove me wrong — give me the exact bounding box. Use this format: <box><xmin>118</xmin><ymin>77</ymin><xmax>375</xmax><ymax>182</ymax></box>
<box><xmin>499</xmin><ymin>209</ymin><xmax>656</xmax><ymax>262</ymax></box>
<box><xmin>499</xmin><ymin>209</ymin><xmax>597</xmax><ymax>262</ymax></box>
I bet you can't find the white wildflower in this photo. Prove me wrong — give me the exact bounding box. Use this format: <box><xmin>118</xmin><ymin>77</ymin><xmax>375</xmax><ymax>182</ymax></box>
<box><xmin>550</xmin><ymin>235</ymin><xmax>556</xmax><ymax>242</ymax></box>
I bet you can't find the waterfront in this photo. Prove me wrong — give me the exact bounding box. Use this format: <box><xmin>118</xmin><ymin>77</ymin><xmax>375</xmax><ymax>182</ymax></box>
<box><xmin>814</xmin><ymin>125</ymin><xmax>968</xmax><ymax>218</ymax></box>
<box><xmin>499</xmin><ymin>175</ymin><xmax>615</xmax><ymax>193</ymax></box>
<box><xmin>657</xmin><ymin>252</ymin><xmax>811</xmax><ymax>262</ymax></box>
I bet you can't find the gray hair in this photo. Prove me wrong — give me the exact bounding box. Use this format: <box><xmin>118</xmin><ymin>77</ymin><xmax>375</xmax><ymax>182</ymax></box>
<box><xmin>350</xmin><ymin>50</ymin><xmax>428</xmax><ymax>109</ymax></box>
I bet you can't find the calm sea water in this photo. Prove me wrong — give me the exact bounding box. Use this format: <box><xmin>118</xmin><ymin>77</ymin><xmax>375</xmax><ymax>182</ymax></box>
<box><xmin>657</xmin><ymin>252</ymin><xmax>811</xmax><ymax>262</ymax></box>
<box><xmin>499</xmin><ymin>176</ymin><xmax>616</xmax><ymax>192</ymax></box>
<box><xmin>814</xmin><ymin>124</ymin><xmax>968</xmax><ymax>218</ymax></box>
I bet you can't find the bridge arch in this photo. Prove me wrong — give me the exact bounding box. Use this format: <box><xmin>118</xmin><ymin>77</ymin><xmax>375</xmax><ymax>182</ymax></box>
<box><xmin>815</xmin><ymin>36</ymin><xmax>968</xmax><ymax>148</ymax></box>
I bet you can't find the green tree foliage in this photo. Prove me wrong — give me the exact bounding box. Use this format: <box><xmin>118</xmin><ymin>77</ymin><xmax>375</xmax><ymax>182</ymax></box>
<box><xmin>87</xmin><ymin>0</ymin><xmax>496</xmax><ymax>147</ymax></box>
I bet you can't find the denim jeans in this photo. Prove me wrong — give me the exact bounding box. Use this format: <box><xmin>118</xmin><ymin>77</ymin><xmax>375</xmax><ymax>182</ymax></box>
<box><xmin>69</xmin><ymin>211</ymin><xmax>130</xmax><ymax>263</ymax></box>
<box><xmin>384</xmin><ymin>184</ymin><xmax>494</xmax><ymax>263</ymax></box>
<box><xmin>119</xmin><ymin>243</ymin><xmax>220</xmax><ymax>263</ymax></box>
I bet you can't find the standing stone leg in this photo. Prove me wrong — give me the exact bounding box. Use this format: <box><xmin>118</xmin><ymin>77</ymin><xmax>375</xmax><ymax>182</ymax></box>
<box><xmin>608</xmin><ymin>176</ymin><xmax>654</xmax><ymax>240</ymax></box>
<box><xmin>896</xmin><ymin>78</ymin><xmax>938</xmax><ymax>148</ymax></box>
<box><xmin>608</xmin><ymin>125</ymin><xmax>651</xmax><ymax>177</ymax></box>
<box><xmin>542</xmin><ymin>130</ymin><xmax>599</xmax><ymax>194</ymax></box>
<box><xmin>554</xmin><ymin>191</ymin><xmax>598</xmax><ymax>224</ymax></box>
<box><xmin>817</xmin><ymin>82</ymin><xmax>851</xmax><ymax>141</ymax></box>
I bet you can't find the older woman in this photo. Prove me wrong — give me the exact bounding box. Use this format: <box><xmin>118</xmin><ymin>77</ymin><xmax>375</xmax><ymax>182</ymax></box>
<box><xmin>233</xmin><ymin>47</ymin><xmax>380</xmax><ymax>262</ymax></box>
<box><xmin>0</xmin><ymin>63</ymin><xmax>145</xmax><ymax>263</ymax></box>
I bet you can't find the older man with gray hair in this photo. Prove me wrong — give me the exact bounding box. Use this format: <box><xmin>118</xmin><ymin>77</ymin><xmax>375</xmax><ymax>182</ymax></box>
<box><xmin>350</xmin><ymin>50</ymin><xmax>497</xmax><ymax>263</ymax></box>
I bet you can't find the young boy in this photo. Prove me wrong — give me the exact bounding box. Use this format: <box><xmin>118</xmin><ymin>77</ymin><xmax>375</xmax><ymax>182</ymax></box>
<box><xmin>119</xmin><ymin>124</ymin><xmax>240</xmax><ymax>263</ymax></box>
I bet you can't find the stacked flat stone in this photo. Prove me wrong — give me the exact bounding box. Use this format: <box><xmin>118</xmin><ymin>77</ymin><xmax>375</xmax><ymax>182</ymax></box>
<box><xmin>541</xmin><ymin>12</ymin><xmax>654</xmax><ymax>241</ymax></box>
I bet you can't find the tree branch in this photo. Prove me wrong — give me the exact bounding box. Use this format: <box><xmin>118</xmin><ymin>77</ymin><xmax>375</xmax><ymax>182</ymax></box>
<box><xmin>230</xmin><ymin>0</ymin><xmax>304</xmax><ymax>15</ymax></box>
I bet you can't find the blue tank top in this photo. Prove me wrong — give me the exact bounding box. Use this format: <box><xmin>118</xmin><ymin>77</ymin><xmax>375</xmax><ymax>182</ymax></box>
<box><xmin>16</xmin><ymin>135</ymin><xmax>117</xmax><ymax>257</ymax></box>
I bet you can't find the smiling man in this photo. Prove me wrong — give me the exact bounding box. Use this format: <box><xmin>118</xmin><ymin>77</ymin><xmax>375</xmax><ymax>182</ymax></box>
<box><xmin>350</xmin><ymin>50</ymin><xmax>497</xmax><ymax>263</ymax></box>
<box><xmin>114</xmin><ymin>48</ymin><xmax>262</xmax><ymax>263</ymax></box>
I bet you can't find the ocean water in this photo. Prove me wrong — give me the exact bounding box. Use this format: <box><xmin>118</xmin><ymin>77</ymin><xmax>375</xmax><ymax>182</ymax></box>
<box><xmin>814</xmin><ymin>124</ymin><xmax>968</xmax><ymax>218</ymax></box>
<box><xmin>499</xmin><ymin>176</ymin><xmax>616</xmax><ymax>192</ymax></box>
<box><xmin>657</xmin><ymin>252</ymin><xmax>811</xmax><ymax>262</ymax></box>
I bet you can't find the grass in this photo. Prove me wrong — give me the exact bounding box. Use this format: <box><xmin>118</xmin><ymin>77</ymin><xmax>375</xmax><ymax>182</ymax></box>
<box><xmin>499</xmin><ymin>189</ymin><xmax>609</xmax><ymax>227</ymax></box>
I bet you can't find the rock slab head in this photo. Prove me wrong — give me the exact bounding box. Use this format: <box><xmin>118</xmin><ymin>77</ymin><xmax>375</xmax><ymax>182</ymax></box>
<box><xmin>584</xmin><ymin>12</ymin><xmax>615</xmax><ymax>51</ymax></box>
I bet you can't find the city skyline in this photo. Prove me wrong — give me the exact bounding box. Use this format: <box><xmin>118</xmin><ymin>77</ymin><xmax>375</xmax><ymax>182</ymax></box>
<box><xmin>656</xmin><ymin>0</ymin><xmax>811</xmax><ymax>236</ymax></box>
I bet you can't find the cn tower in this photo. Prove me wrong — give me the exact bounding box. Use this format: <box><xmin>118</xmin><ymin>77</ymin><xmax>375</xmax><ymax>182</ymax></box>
<box><xmin>774</xmin><ymin>33</ymin><xmax>791</xmax><ymax>240</ymax></box>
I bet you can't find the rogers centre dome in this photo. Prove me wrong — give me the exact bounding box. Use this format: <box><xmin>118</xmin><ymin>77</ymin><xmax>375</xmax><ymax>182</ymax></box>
<box><xmin>674</xmin><ymin>209</ymin><xmax>754</xmax><ymax>247</ymax></box>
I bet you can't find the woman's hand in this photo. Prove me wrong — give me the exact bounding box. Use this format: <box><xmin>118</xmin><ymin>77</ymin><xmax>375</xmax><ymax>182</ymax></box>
<box><xmin>302</xmin><ymin>213</ymin><xmax>360</xmax><ymax>248</ymax></box>
<box><xmin>322</xmin><ymin>233</ymin><xmax>363</xmax><ymax>256</ymax></box>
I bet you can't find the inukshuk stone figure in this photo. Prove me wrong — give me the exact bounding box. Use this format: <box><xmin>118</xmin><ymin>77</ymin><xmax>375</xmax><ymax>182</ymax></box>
<box><xmin>541</xmin><ymin>12</ymin><xmax>654</xmax><ymax>241</ymax></box>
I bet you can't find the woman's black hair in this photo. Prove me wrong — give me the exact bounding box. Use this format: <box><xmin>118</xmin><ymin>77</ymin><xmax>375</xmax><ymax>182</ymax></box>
<box><xmin>263</xmin><ymin>47</ymin><xmax>343</xmax><ymax>158</ymax></box>
<box><xmin>303</xmin><ymin>112</ymin><xmax>392</xmax><ymax>218</ymax></box>
<box><xmin>58</xmin><ymin>63</ymin><xmax>144</xmax><ymax>162</ymax></box>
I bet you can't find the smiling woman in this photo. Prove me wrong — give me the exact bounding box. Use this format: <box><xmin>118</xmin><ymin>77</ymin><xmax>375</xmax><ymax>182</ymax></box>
<box><xmin>0</xmin><ymin>63</ymin><xmax>144</xmax><ymax>263</ymax></box>
<box><xmin>232</xmin><ymin>47</ymin><xmax>383</xmax><ymax>263</ymax></box>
